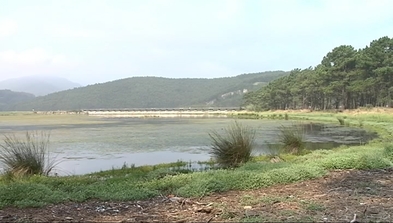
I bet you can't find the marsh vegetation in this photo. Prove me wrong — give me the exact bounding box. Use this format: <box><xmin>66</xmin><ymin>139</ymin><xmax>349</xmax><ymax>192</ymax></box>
<box><xmin>0</xmin><ymin>115</ymin><xmax>375</xmax><ymax>175</ymax></box>
<box><xmin>0</xmin><ymin>110</ymin><xmax>392</xmax><ymax>222</ymax></box>
<box><xmin>209</xmin><ymin>121</ymin><xmax>255</xmax><ymax>168</ymax></box>
<box><xmin>0</xmin><ymin>131</ymin><xmax>59</xmax><ymax>178</ymax></box>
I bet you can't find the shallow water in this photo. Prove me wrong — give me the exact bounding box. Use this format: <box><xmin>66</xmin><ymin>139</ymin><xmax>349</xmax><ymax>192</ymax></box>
<box><xmin>0</xmin><ymin>116</ymin><xmax>376</xmax><ymax>175</ymax></box>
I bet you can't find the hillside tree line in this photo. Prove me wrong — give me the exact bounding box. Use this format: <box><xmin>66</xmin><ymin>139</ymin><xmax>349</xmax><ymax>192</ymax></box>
<box><xmin>244</xmin><ymin>36</ymin><xmax>393</xmax><ymax>110</ymax></box>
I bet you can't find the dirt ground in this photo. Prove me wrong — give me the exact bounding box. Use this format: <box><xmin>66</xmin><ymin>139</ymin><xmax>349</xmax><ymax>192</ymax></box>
<box><xmin>1</xmin><ymin>168</ymin><xmax>393</xmax><ymax>223</ymax></box>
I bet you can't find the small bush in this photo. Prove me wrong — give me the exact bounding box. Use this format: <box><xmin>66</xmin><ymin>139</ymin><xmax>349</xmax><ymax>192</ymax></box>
<box><xmin>0</xmin><ymin>131</ymin><xmax>59</xmax><ymax>177</ymax></box>
<box><xmin>277</xmin><ymin>124</ymin><xmax>305</xmax><ymax>155</ymax></box>
<box><xmin>209</xmin><ymin>121</ymin><xmax>256</xmax><ymax>168</ymax></box>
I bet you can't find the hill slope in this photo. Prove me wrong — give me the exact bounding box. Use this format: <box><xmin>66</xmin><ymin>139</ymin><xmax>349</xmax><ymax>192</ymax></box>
<box><xmin>0</xmin><ymin>90</ymin><xmax>35</xmax><ymax>111</ymax></box>
<box><xmin>11</xmin><ymin>71</ymin><xmax>287</xmax><ymax>111</ymax></box>
<box><xmin>0</xmin><ymin>76</ymin><xmax>81</xmax><ymax>96</ymax></box>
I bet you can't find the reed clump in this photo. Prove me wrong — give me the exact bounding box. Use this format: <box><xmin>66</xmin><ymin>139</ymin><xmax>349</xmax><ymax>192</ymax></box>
<box><xmin>0</xmin><ymin>131</ymin><xmax>59</xmax><ymax>177</ymax></box>
<box><xmin>278</xmin><ymin>124</ymin><xmax>305</xmax><ymax>155</ymax></box>
<box><xmin>209</xmin><ymin>121</ymin><xmax>256</xmax><ymax>168</ymax></box>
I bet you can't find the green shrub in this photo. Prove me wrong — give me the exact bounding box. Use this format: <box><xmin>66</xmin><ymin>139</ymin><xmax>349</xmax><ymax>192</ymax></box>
<box><xmin>277</xmin><ymin>124</ymin><xmax>305</xmax><ymax>155</ymax></box>
<box><xmin>209</xmin><ymin>121</ymin><xmax>256</xmax><ymax>168</ymax></box>
<box><xmin>0</xmin><ymin>131</ymin><xmax>59</xmax><ymax>177</ymax></box>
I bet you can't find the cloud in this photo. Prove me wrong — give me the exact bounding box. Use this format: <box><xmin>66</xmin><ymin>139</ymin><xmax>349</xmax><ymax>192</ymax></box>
<box><xmin>0</xmin><ymin>48</ymin><xmax>78</xmax><ymax>79</ymax></box>
<box><xmin>54</xmin><ymin>26</ymin><xmax>102</xmax><ymax>38</ymax></box>
<box><xmin>216</xmin><ymin>0</ymin><xmax>241</xmax><ymax>21</ymax></box>
<box><xmin>0</xmin><ymin>48</ymin><xmax>70</xmax><ymax>65</ymax></box>
<box><xmin>0</xmin><ymin>19</ymin><xmax>17</xmax><ymax>38</ymax></box>
<box><xmin>1</xmin><ymin>0</ymin><xmax>392</xmax><ymax>84</ymax></box>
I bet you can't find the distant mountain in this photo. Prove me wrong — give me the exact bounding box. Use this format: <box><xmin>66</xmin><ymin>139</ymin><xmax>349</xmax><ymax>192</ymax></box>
<box><xmin>10</xmin><ymin>71</ymin><xmax>288</xmax><ymax>111</ymax></box>
<box><xmin>0</xmin><ymin>90</ymin><xmax>35</xmax><ymax>111</ymax></box>
<box><xmin>0</xmin><ymin>75</ymin><xmax>81</xmax><ymax>96</ymax></box>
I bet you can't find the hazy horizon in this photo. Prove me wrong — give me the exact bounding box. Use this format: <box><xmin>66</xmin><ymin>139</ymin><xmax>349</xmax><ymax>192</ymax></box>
<box><xmin>1</xmin><ymin>0</ymin><xmax>392</xmax><ymax>85</ymax></box>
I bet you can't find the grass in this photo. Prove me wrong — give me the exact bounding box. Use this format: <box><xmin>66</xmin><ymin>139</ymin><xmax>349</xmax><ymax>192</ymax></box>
<box><xmin>277</xmin><ymin>124</ymin><xmax>305</xmax><ymax>155</ymax></box>
<box><xmin>0</xmin><ymin>142</ymin><xmax>390</xmax><ymax>208</ymax></box>
<box><xmin>209</xmin><ymin>121</ymin><xmax>256</xmax><ymax>168</ymax></box>
<box><xmin>0</xmin><ymin>131</ymin><xmax>59</xmax><ymax>177</ymax></box>
<box><xmin>302</xmin><ymin>201</ymin><xmax>326</xmax><ymax>211</ymax></box>
<box><xmin>0</xmin><ymin>110</ymin><xmax>393</xmax><ymax>209</ymax></box>
<box><xmin>337</xmin><ymin>117</ymin><xmax>345</xmax><ymax>125</ymax></box>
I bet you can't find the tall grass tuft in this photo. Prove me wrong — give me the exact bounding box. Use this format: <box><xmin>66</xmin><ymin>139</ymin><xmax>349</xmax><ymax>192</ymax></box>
<box><xmin>209</xmin><ymin>121</ymin><xmax>256</xmax><ymax>168</ymax></box>
<box><xmin>278</xmin><ymin>124</ymin><xmax>305</xmax><ymax>155</ymax></box>
<box><xmin>337</xmin><ymin>117</ymin><xmax>345</xmax><ymax>125</ymax></box>
<box><xmin>0</xmin><ymin>131</ymin><xmax>59</xmax><ymax>177</ymax></box>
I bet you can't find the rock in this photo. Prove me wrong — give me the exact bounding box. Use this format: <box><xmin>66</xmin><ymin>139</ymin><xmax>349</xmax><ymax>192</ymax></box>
<box><xmin>244</xmin><ymin>206</ymin><xmax>252</xmax><ymax>210</ymax></box>
<box><xmin>65</xmin><ymin>217</ymin><xmax>73</xmax><ymax>220</ymax></box>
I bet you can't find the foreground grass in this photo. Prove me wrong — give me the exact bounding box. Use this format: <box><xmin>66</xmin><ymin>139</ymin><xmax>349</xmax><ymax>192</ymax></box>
<box><xmin>1</xmin><ymin>109</ymin><xmax>393</xmax><ymax>208</ymax></box>
<box><xmin>209</xmin><ymin>121</ymin><xmax>256</xmax><ymax>168</ymax></box>
<box><xmin>0</xmin><ymin>131</ymin><xmax>58</xmax><ymax>177</ymax></box>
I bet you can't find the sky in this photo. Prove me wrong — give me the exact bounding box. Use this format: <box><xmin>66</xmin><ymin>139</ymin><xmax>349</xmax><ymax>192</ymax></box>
<box><xmin>0</xmin><ymin>0</ymin><xmax>392</xmax><ymax>85</ymax></box>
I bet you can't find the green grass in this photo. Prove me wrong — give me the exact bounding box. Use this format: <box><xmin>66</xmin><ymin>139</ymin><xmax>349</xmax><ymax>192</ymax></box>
<box><xmin>0</xmin><ymin>111</ymin><xmax>393</xmax><ymax>208</ymax></box>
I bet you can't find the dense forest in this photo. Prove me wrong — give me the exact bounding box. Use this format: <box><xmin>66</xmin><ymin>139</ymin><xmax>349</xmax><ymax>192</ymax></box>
<box><xmin>244</xmin><ymin>36</ymin><xmax>393</xmax><ymax>111</ymax></box>
<box><xmin>11</xmin><ymin>71</ymin><xmax>287</xmax><ymax>111</ymax></box>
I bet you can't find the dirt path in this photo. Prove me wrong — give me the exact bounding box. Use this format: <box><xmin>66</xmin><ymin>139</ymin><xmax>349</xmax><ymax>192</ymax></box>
<box><xmin>1</xmin><ymin>168</ymin><xmax>393</xmax><ymax>222</ymax></box>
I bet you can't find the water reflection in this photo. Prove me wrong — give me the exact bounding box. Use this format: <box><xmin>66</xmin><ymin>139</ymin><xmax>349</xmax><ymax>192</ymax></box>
<box><xmin>54</xmin><ymin>151</ymin><xmax>211</xmax><ymax>176</ymax></box>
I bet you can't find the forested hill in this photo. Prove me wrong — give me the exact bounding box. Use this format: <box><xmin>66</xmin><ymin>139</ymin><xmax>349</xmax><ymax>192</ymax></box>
<box><xmin>244</xmin><ymin>36</ymin><xmax>393</xmax><ymax>111</ymax></box>
<box><xmin>11</xmin><ymin>71</ymin><xmax>287</xmax><ymax>111</ymax></box>
<box><xmin>0</xmin><ymin>90</ymin><xmax>35</xmax><ymax>111</ymax></box>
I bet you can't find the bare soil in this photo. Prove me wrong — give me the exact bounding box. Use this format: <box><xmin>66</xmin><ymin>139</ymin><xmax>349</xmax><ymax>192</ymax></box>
<box><xmin>1</xmin><ymin>168</ymin><xmax>393</xmax><ymax>222</ymax></box>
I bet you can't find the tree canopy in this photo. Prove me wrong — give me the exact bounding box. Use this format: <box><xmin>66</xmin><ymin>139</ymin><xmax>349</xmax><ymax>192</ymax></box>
<box><xmin>244</xmin><ymin>36</ymin><xmax>393</xmax><ymax>111</ymax></box>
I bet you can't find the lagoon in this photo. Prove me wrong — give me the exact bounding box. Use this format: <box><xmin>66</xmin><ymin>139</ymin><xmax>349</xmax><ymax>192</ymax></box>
<box><xmin>0</xmin><ymin>115</ymin><xmax>376</xmax><ymax>175</ymax></box>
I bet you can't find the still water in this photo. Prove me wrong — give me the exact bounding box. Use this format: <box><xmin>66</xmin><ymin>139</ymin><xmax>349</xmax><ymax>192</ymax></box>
<box><xmin>0</xmin><ymin>117</ymin><xmax>376</xmax><ymax>175</ymax></box>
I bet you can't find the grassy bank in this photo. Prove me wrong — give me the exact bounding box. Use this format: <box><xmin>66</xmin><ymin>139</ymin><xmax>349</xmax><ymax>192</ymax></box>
<box><xmin>0</xmin><ymin>109</ymin><xmax>393</xmax><ymax>208</ymax></box>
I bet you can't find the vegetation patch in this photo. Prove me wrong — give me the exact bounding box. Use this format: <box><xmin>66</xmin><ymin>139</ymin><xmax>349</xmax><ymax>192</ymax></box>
<box><xmin>0</xmin><ymin>131</ymin><xmax>59</xmax><ymax>178</ymax></box>
<box><xmin>277</xmin><ymin>123</ymin><xmax>305</xmax><ymax>155</ymax></box>
<box><xmin>0</xmin><ymin>110</ymin><xmax>392</xmax><ymax>210</ymax></box>
<box><xmin>209</xmin><ymin>121</ymin><xmax>256</xmax><ymax>168</ymax></box>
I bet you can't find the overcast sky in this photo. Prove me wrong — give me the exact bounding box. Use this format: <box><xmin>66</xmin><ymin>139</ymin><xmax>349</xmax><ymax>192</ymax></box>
<box><xmin>0</xmin><ymin>0</ymin><xmax>392</xmax><ymax>85</ymax></box>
